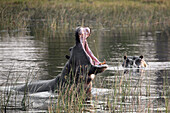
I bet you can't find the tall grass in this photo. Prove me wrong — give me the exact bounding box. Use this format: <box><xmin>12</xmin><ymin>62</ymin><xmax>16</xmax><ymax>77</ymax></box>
<box><xmin>0</xmin><ymin>65</ymin><xmax>169</xmax><ymax>112</ymax></box>
<box><xmin>0</xmin><ymin>0</ymin><xmax>170</xmax><ymax>33</ymax></box>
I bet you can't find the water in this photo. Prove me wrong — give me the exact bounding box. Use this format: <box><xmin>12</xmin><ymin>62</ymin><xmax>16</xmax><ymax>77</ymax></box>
<box><xmin>0</xmin><ymin>25</ymin><xmax>170</xmax><ymax>112</ymax></box>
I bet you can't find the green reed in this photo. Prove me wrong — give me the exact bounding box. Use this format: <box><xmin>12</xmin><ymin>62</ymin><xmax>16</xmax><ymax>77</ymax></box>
<box><xmin>0</xmin><ymin>64</ymin><xmax>169</xmax><ymax>112</ymax></box>
<box><xmin>0</xmin><ymin>66</ymin><xmax>40</xmax><ymax>112</ymax></box>
<box><xmin>0</xmin><ymin>67</ymin><xmax>21</xmax><ymax>112</ymax></box>
<box><xmin>0</xmin><ymin>0</ymin><xmax>170</xmax><ymax>34</ymax></box>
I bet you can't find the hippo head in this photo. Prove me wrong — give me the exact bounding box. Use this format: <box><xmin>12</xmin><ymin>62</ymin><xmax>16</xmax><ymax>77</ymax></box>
<box><xmin>122</xmin><ymin>55</ymin><xmax>147</xmax><ymax>68</ymax></box>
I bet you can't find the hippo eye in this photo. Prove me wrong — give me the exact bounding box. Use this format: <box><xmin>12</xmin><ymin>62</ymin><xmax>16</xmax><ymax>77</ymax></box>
<box><xmin>69</xmin><ymin>48</ymin><xmax>72</xmax><ymax>51</ymax></box>
<box><xmin>135</xmin><ymin>59</ymin><xmax>141</xmax><ymax>65</ymax></box>
<box><xmin>130</xmin><ymin>61</ymin><xmax>133</xmax><ymax>65</ymax></box>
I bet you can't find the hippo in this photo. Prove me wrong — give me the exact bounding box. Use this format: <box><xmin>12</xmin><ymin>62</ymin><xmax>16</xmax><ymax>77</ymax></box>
<box><xmin>16</xmin><ymin>27</ymin><xmax>108</xmax><ymax>93</ymax></box>
<box><xmin>122</xmin><ymin>55</ymin><xmax>147</xmax><ymax>68</ymax></box>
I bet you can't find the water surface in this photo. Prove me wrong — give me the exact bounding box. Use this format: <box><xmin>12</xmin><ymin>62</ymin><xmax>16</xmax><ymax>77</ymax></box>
<box><xmin>0</xmin><ymin>25</ymin><xmax>170</xmax><ymax>112</ymax></box>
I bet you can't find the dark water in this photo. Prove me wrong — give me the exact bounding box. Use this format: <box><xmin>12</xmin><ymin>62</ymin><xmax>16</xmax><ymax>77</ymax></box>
<box><xmin>0</xmin><ymin>26</ymin><xmax>170</xmax><ymax>112</ymax></box>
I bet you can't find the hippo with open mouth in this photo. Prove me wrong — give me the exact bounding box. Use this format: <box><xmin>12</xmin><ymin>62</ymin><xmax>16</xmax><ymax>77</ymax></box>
<box><xmin>122</xmin><ymin>55</ymin><xmax>147</xmax><ymax>68</ymax></box>
<box><xmin>16</xmin><ymin>27</ymin><xmax>108</xmax><ymax>93</ymax></box>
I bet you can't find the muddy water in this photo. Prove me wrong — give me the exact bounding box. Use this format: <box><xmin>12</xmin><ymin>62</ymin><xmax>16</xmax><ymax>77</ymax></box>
<box><xmin>0</xmin><ymin>26</ymin><xmax>170</xmax><ymax>112</ymax></box>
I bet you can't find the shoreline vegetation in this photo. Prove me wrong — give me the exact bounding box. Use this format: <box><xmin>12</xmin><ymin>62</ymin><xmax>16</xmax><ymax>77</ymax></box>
<box><xmin>0</xmin><ymin>0</ymin><xmax>170</xmax><ymax>33</ymax></box>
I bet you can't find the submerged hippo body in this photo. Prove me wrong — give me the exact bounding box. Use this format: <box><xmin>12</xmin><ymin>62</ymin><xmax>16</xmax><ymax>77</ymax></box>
<box><xmin>122</xmin><ymin>55</ymin><xmax>147</xmax><ymax>68</ymax></box>
<box><xmin>16</xmin><ymin>27</ymin><xmax>107</xmax><ymax>93</ymax></box>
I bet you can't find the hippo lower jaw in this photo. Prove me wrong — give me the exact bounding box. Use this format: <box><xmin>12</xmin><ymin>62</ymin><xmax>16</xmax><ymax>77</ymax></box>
<box><xmin>88</xmin><ymin>64</ymin><xmax>108</xmax><ymax>75</ymax></box>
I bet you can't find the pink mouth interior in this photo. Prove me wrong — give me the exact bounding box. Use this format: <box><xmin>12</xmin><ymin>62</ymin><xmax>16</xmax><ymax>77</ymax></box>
<box><xmin>79</xmin><ymin>28</ymin><xmax>100</xmax><ymax>65</ymax></box>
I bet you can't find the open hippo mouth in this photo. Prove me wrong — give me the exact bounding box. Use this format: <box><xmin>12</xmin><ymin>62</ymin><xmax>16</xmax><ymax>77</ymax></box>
<box><xmin>76</xmin><ymin>27</ymin><xmax>108</xmax><ymax>73</ymax></box>
<box><xmin>77</xmin><ymin>27</ymin><xmax>105</xmax><ymax>66</ymax></box>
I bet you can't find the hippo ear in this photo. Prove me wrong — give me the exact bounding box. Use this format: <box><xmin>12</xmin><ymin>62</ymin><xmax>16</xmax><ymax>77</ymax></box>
<box><xmin>124</xmin><ymin>56</ymin><xmax>127</xmax><ymax>60</ymax></box>
<box><xmin>65</xmin><ymin>55</ymin><xmax>70</xmax><ymax>59</ymax></box>
<box><xmin>139</xmin><ymin>55</ymin><xmax>143</xmax><ymax>59</ymax></box>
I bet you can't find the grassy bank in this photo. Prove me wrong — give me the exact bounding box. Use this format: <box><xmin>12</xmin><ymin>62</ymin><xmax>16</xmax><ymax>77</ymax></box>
<box><xmin>0</xmin><ymin>0</ymin><xmax>170</xmax><ymax>32</ymax></box>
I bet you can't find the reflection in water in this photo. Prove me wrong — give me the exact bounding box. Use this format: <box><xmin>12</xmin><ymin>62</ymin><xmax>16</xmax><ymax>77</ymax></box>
<box><xmin>0</xmin><ymin>26</ymin><xmax>170</xmax><ymax>112</ymax></box>
<box><xmin>156</xmin><ymin>28</ymin><xmax>170</xmax><ymax>61</ymax></box>
<box><xmin>0</xmin><ymin>30</ymin><xmax>49</xmax><ymax>83</ymax></box>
